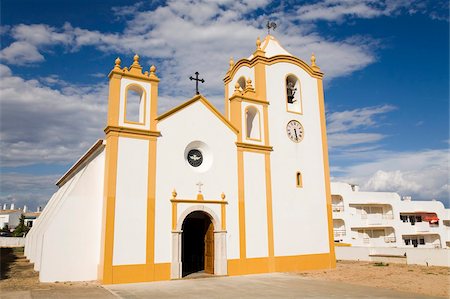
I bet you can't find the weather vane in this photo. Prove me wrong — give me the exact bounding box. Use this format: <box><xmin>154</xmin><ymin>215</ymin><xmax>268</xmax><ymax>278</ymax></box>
<box><xmin>267</xmin><ymin>21</ymin><xmax>277</xmax><ymax>35</ymax></box>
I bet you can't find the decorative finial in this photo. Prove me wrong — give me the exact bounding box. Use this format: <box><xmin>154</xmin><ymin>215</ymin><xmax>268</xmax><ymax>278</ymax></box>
<box><xmin>234</xmin><ymin>82</ymin><xmax>241</xmax><ymax>94</ymax></box>
<box><xmin>256</xmin><ymin>37</ymin><xmax>261</xmax><ymax>50</ymax></box>
<box><xmin>310</xmin><ymin>52</ymin><xmax>320</xmax><ymax>71</ymax></box>
<box><xmin>131</xmin><ymin>53</ymin><xmax>141</xmax><ymax>68</ymax></box>
<box><xmin>229</xmin><ymin>57</ymin><xmax>234</xmax><ymax>69</ymax></box>
<box><xmin>172</xmin><ymin>189</ymin><xmax>177</xmax><ymax>199</ymax></box>
<box><xmin>114</xmin><ymin>57</ymin><xmax>121</xmax><ymax>68</ymax></box>
<box><xmin>245</xmin><ymin>78</ymin><xmax>254</xmax><ymax>92</ymax></box>
<box><xmin>150</xmin><ymin>65</ymin><xmax>156</xmax><ymax>75</ymax></box>
<box><xmin>221</xmin><ymin>192</ymin><xmax>226</xmax><ymax>200</ymax></box>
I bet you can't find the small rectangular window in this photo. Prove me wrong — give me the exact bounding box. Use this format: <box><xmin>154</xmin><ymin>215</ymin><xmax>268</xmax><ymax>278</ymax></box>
<box><xmin>296</xmin><ymin>172</ymin><xmax>303</xmax><ymax>188</ymax></box>
<box><xmin>419</xmin><ymin>238</ymin><xmax>425</xmax><ymax>245</ymax></box>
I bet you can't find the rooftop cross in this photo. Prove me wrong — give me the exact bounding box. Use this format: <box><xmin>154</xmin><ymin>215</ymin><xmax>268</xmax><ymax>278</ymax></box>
<box><xmin>189</xmin><ymin>71</ymin><xmax>205</xmax><ymax>95</ymax></box>
<box><xmin>266</xmin><ymin>21</ymin><xmax>277</xmax><ymax>35</ymax></box>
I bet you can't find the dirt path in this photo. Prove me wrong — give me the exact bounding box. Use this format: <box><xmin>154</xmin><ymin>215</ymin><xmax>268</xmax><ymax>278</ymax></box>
<box><xmin>0</xmin><ymin>247</ymin><xmax>112</xmax><ymax>296</ymax></box>
<box><xmin>296</xmin><ymin>260</ymin><xmax>450</xmax><ymax>298</ymax></box>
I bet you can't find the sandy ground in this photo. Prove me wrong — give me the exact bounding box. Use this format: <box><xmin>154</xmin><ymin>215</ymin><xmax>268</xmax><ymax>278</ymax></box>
<box><xmin>296</xmin><ymin>260</ymin><xmax>450</xmax><ymax>298</ymax></box>
<box><xmin>1</xmin><ymin>247</ymin><xmax>449</xmax><ymax>298</ymax></box>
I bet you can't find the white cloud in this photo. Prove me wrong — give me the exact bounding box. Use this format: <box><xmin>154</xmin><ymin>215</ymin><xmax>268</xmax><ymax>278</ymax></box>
<box><xmin>295</xmin><ymin>0</ymin><xmax>434</xmax><ymax>22</ymax></box>
<box><xmin>0</xmin><ymin>64</ymin><xmax>107</xmax><ymax>167</ymax></box>
<box><xmin>0</xmin><ymin>41</ymin><xmax>45</xmax><ymax>65</ymax></box>
<box><xmin>327</xmin><ymin>104</ymin><xmax>396</xmax><ymax>148</ymax></box>
<box><xmin>333</xmin><ymin>149</ymin><xmax>449</xmax><ymax>203</ymax></box>
<box><xmin>0</xmin><ymin>0</ymin><xmax>376</xmax><ymax>96</ymax></box>
<box><xmin>0</xmin><ymin>173</ymin><xmax>58</xmax><ymax>211</ymax></box>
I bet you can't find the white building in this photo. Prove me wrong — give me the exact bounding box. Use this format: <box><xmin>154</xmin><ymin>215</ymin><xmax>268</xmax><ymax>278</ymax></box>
<box><xmin>0</xmin><ymin>209</ymin><xmax>21</xmax><ymax>230</ymax></box>
<box><xmin>25</xmin><ymin>35</ymin><xmax>336</xmax><ymax>284</ymax></box>
<box><xmin>331</xmin><ymin>182</ymin><xmax>450</xmax><ymax>249</ymax></box>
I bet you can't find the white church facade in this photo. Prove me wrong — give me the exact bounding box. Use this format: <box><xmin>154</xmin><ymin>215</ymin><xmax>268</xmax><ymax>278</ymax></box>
<box><xmin>25</xmin><ymin>35</ymin><xmax>336</xmax><ymax>284</ymax></box>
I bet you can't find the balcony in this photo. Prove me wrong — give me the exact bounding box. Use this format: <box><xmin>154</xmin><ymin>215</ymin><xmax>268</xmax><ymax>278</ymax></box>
<box><xmin>334</xmin><ymin>229</ymin><xmax>346</xmax><ymax>238</ymax></box>
<box><xmin>332</xmin><ymin>205</ymin><xmax>344</xmax><ymax>213</ymax></box>
<box><xmin>359</xmin><ymin>213</ymin><xmax>394</xmax><ymax>226</ymax></box>
<box><xmin>414</xmin><ymin>222</ymin><xmax>430</xmax><ymax>232</ymax></box>
<box><xmin>384</xmin><ymin>236</ymin><xmax>396</xmax><ymax>243</ymax></box>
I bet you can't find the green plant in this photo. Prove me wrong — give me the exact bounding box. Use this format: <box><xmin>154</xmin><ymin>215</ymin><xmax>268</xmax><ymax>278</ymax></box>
<box><xmin>12</xmin><ymin>214</ymin><xmax>30</xmax><ymax>237</ymax></box>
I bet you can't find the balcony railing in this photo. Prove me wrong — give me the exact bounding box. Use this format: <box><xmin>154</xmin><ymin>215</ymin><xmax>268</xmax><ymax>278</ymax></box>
<box><xmin>384</xmin><ymin>236</ymin><xmax>396</xmax><ymax>243</ymax></box>
<box><xmin>332</xmin><ymin>205</ymin><xmax>344</xmax><ymax>212</ymax></box>
<box><xmin>334</xmin><ymin>229</ymin><xmax>346</xmax><ymax>238</ymax></box>
<box><xmin>382</xmin><ymin>214</ymin><xmax>394</xmax><ymax>219</ymax></box>
<box><xmin>363</xmin><ymin>237</ymin><xmax>370</xmax><ymax>244</ymax></box>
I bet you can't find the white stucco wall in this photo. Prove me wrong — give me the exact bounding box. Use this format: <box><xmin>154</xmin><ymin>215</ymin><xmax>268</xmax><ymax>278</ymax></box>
<box><xmin>266</xmin><ymin>62</ymin><xmax>330</xmax><ymax>256</ymax></box>
<box><xmin>156</xmin><ymin>100</ymin><xmax>239</xmax><ymax>263</ymax></box>
<box><xmin>112</xmin><ymin>137</ymin><xmax>149</xmax><ymax>265</ymax></box>
<box><xmin>243</xmin><ymin>152</ymin><xmax>269</xmax><ymax>258</ymax></box>
<box><xmin>38</xmin><ymin>149</ymin><xmax>105</xmax><ymax>282</ymax></box>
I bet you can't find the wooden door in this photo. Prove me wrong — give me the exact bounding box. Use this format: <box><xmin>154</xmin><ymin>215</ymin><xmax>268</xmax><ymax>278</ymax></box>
<box><xmin>204</xmin><ymin>221</ymin><xmax>214</xmax><ymax>274</ymax></box>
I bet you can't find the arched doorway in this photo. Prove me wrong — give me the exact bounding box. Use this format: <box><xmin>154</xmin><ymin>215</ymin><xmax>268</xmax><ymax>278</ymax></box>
<box><xmin>181</xmin><ymin>211</ymin><xmax>214</xmax><ymax>277</ymax></box>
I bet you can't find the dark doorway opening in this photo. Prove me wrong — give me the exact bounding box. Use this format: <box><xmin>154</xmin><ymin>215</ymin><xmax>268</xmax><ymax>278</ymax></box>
<box><xmin>181</xmin><ymin>211</ymin><xmax>214</xmax><ymax>277</ymax></box>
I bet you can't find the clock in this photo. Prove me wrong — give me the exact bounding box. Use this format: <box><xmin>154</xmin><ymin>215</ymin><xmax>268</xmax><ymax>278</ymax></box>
<box><xmin>286</xmin><ymin>120</ymin><xmax>304</xmax><ymax>143</ymax></box>
<box><xmin>187</xmin><ymin>149</ymin><xmax>203</xmax><ymax>167</ymax></box>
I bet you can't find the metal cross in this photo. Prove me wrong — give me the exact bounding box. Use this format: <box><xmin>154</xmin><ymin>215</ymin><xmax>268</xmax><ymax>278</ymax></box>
<box><xmin>189</xmin><ymin>71</ymin><xmax>205</xmax><ymax>95</ymax></box>
<box><xmin>196</xmin><ymin>182</ymin><xmax>204</xmax><ymax>193</ymax></box>
<box><xmin>267</xmin><ymin>21</ymin><xmax>277</xmax><ymax>35</ymax></box>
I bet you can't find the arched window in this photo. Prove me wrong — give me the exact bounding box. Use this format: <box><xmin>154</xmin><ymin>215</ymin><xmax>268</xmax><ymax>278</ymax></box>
<box><xmin>245</xmin><ymin>106</ymin><xmax>261</xmax><ymax>140</ymax></box>
<box><xmin>296</xmin><ymin>171</ymin><xmax>303</xmax><ymax>188</ymax></box>
<box><xmin>286</xmin><ymin>75</ymin><xmax>302</xmax><ymax>114</ymax></box>
<box><xmin>125</xmin><ymin>85</ymin><xmax>145</xmax><ymax>123</ymax></box>
<box><xmin>237</xmin><ymin>76</ymin><xmax>246</xmax><ymax>91</ymax></box>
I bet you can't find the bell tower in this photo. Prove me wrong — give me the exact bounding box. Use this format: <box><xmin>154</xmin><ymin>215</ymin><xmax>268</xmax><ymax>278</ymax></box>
<box><xmin>100</xmin><ymin>55</ymin><xmax>162</xmax><ymax>284</ymax></box>
<box><xmin>223</xmin><ymin>35</ymin><xmax>335</xmax><ymax>274</ymax></box>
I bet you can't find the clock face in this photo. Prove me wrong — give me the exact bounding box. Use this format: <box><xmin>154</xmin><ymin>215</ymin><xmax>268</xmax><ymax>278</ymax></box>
<box><xmin>286</xmin><ymin>120</ymin><xmax>304</xmax><ymax>143</ymax></box>
<box><xmin>187</xmin><ymin>149</ymin><xmax>203</xmax><ymax>167</ymax></box>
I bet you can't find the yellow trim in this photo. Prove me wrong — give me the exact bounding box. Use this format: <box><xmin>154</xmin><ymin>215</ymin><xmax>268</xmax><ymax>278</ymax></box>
<box><xmin>264</xmin><ymin>153</ymin><xmax>274</xmax><ymax>259</ymax></box>
<box><xmin>237</xmin><ymin>149</ymin><xmax>246</xmax><ymax>259</ymax></box>
<box><xmin>244</xmin><ymin>105</ymin><xmax>262</xmax><ymax>141</ymax></box>
<box><xmin>224</xmin><ymin>55</ymin><xmax>323</xmax><ymax>84</ymax></box>
<box><xmin>317</xmin><ymin>78</ymin><xmax>336</xmax><ymax>267</ymax></box>
<box><xmin>229</xmin><ymin>93</ymin><xmax>270</xmax><ymax>105</ymax></box>
<box><xmin>285</xmin><ymin>73</ymin><xmax>303</xmax><ymax>115</ymax></box>
<box><xmin>170</xmin><ymin>199</ymin><xmax>228</xmax><ymax>205</ymax></box>
<box><xmin>227</xmin><ymin>253</ymin><xmax>333</xmax><ymax>276</ymax></box>
<box><xmin>104</xmin><ymin>125</ymin><xmax>160</xmax><ymax>138</ymax></box>
<box><xmin>334</xmin><ymin>242</ymin><xmax>352</xmax><ymax>247</ymax></box>
<box><xmin>170</xmin><ymin>197</ymin><xmax>228</xmax><ymax>233</ymax></box>
<box><xmin>123</xmin><ymin>84</ymin><xmax>147</xmax><ymax>125</ymax></box>
<box><xmin>156</xmin><ymin>94</ymin><xmax>238</xmax><ymax>134</ymax></box>
<box><xmin>150</xmin><ymin>80</ymin><xmax>159</xmax><ymax>131</ymax></box>
<box><xmin>221</xmin><ymin>200</ymin><xmax>226</xmax><ymax>231</ymax></box>
<box><xmin>107</xmin><ymin>74</ymin><xmax>121</xmax><ymax>127</ymax></box>
<box><xmin>109</xmin><ymin>263</ymin><xmax>170</xmax><ymax>284</ymax></box>
<box><xmin>224</xmin><ymin>82</ymin><xmax>229</xmax><ymax>120</ymax></box>
<box><xmin>171</xmin><ymin>201</ymin><xmax>177</xmax><ymax>230</ymax></box>
<box><xmin>146</xmin><ymin>136</ymin><xmax>158</xmax><ymax>270</ymax></box>
<box><xmin>100</xmin><ymin>132</ymin><xmax>119</xmax><ymax>284</ymax></box>
<box><xmin>296</xmin><ymin>171</ymin><xmax>303</xmax><ymax>188</ymax></box>
<box><xmin>236</xmin><ymin>142</ymin><xmax>273</xmax><ymax>153</ymax></box>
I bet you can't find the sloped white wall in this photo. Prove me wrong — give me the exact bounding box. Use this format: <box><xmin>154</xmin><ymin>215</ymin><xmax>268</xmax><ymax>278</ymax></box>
<box><xmin>25</xmin><ymin>149</ymin><xmax>105</xmax><ymax>282</ymax></box>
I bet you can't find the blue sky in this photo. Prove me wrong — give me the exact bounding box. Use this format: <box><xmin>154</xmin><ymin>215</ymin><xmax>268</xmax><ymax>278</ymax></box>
<box><xmin>0</xmin><ymin>0</ymin><xmax>448</xmax><ymax>210</ymax></box>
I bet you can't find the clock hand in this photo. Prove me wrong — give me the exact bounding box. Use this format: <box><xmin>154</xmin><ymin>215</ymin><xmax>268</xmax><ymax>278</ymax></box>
<box><xmin>294</xmin><ymin>129</ymin><xmax>298</xmax><ymax>141</ymax></box>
